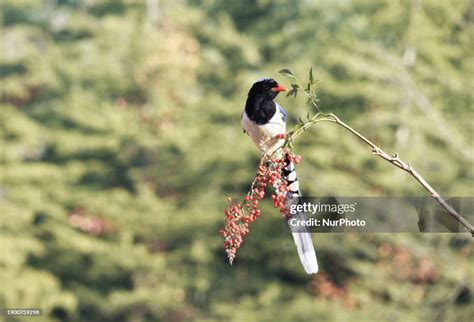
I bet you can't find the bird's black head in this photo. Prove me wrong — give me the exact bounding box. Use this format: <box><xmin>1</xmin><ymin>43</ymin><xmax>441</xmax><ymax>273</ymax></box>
<box><xmin>247</xmin><ymin>78</ymin><xmax>288</xmax><ymax>101</ymax></box>
<box><xmin>245</xmin><ymin>78</ymin><xmax>288</xmax><ymax>125</ymax></box>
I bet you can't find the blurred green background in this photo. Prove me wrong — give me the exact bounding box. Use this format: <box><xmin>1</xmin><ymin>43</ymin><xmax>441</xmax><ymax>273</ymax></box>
<box><xmin>1</xmin><ymin>0</ymin><xmax>473</xmax><ymax>321</ymax></box>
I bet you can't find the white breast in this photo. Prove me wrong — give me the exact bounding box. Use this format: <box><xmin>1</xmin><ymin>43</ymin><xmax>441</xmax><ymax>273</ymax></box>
<box><xmin>241</xmin><ymin>109</ymin><xmax>286</xmax><ymax>155</ymax></box>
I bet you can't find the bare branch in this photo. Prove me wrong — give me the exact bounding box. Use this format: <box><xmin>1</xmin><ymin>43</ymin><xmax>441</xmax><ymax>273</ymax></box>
<box><xmin>324</xmin><ymin>114</ymin><xmax>473</xmax><ymax>236</ymax></box>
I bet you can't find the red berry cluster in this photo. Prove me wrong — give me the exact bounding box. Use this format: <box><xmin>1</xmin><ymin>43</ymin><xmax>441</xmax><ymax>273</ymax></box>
<box><xmin>219</xmin><ymin>201</ymin><xmax>246</xmax><ymax>264</ymax></box>
<box><xmin>219</xmin><ymin>158</ymin><xmax>267</xmax><ymax>264</ymax></box>
<box><xmin>219</xmin><ymin>149</ymin><xmax>303</xmax><ymax>264</ymax></box>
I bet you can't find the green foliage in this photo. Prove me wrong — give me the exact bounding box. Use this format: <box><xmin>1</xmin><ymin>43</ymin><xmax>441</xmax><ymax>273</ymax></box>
<box><xmin>1</xmin><ymin>1</ymin><xmax>473</xmax><ymax>321</ymax></box>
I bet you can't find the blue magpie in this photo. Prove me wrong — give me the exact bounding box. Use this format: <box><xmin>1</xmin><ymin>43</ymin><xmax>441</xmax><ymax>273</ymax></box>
<box><xmin>241</xmin><ymin>78</ymin><xmax>319</xmax><ymax>274</ymax></box>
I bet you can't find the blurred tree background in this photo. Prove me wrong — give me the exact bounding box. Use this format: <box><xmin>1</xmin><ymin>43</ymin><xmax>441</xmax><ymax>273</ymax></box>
<box><xmin>1</xmin><ymin>0</ymin><xmax>473</xmax><ymax>321</ymax></box>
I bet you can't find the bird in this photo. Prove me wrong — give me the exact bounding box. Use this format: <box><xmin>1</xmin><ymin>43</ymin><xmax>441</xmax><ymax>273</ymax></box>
<box><xmin>241</xmin><ymin>77</ymin><xmax>319</xmax><ymax>274</ymax></box>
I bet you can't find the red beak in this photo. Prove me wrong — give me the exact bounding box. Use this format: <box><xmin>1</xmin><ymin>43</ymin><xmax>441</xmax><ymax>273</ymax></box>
<box><xmin>271</xmin><ymin>85</ymin><xmax>288</xmax><ymax>92</ymax></box>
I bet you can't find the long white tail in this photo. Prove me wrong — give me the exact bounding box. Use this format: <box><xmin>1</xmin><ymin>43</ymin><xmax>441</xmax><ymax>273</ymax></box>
<box><xmin>282</xmin><ymin>155</ymin><xmax>319</xmax><ymax>274</ymax></box>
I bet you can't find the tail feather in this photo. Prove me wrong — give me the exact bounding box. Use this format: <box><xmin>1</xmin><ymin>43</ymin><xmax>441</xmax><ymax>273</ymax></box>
<box><xmin>283</xmin><ymin>154</ymin><xmax>318</xmax><ymax>274</ymax></box>
<box><xmin>292</xmin><ymin>231</ymin><xmax>319</xmax><ymax>274</ymax></box>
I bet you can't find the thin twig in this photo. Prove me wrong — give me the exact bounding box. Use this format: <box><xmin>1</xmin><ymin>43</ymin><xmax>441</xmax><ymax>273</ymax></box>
<box><xmin>292</xmin><ymin>113</ymin><xmax>474</xmax><ymax>236</ymax></box>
